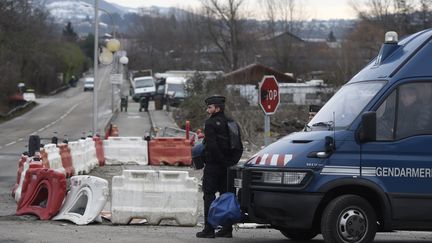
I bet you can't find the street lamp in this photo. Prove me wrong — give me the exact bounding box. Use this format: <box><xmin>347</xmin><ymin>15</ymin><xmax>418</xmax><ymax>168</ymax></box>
<box><xmin>119</xmin><ymin>56</ymin><xmax>129</xmax><ymax>65</ymax></box>
<box><xmin>92</xmin><ymin>0</ymin><xmax>125</xmax><ymax>135</ymax></box>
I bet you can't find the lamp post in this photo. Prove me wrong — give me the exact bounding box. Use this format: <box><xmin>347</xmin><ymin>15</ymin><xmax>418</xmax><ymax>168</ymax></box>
<box><xmin>92</xmin><ymin>1</ymin><xmax>125</xmax><ymax>134</ymax></box>
<box><xmin>99</xmin><ymin>9</ymin><xmax>116</xmax><ymax>38</ymax></box>
<box><xmin>92</xmin><ymin>0</ymin><xmax>99</xmax><ymax>135</ymax></box>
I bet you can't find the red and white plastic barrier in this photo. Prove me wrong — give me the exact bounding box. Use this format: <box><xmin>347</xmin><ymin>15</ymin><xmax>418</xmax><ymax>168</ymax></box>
<box><xmin>103</xmin><ymin>137</ymin><xmax>148</xmax><ymax>165</ymax></box>
<box><xmin>16</xmin><ymin>168</ymin><xmax>67</xmax><ymax>220</ymax></box>
<box><xmin>69</xmin><ymin>139</ymin><xmax>87</xmax><ymax>175</ymax></box>
<box><xmin>148</xmin><ymin>137</ymin><xmax>192</xmax><ymax>166</ymax></box>
<box><xmin>41</xmin><ymin>144</ymin><xmax>64</xmax><ymax>174</ymax></box>
<box><xmin>111</xmin><ymin>170</ymin><xmax>198</xmax><ymax>226</ymax></box>
<box><xmin>58</xmin><ymin>144</ymin><xmax>75</xmax><ymax>177</ymax></box>
<box><xmin>84</xmin><ymin>138</ymin><xmax>99</xmax><ymax>172</ymax></box>
<box><xmin>53</xmin><ymin>175</ymin><xmax>109</xmax><ymax>225</ymax></box>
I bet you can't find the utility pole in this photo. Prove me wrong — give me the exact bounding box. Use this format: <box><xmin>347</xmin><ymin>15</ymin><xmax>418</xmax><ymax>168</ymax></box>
<box><xmin>92</xmin><ymin>0</ymin><xmax>99</xmax><ymax>135</ymax></box>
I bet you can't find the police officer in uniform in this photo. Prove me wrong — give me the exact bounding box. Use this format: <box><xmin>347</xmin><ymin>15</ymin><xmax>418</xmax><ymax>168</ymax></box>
<box><xmin>196</xmin><ymin>95</ymin><xmax>233</xmax><ymax>238</ymax></box>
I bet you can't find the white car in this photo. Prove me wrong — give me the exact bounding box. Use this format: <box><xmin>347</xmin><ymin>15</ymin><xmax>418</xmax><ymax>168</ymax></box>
<box><xmin>83</xmin><ymin>77</ymin><xmax>94</xmax><ymax>91</ymax></box>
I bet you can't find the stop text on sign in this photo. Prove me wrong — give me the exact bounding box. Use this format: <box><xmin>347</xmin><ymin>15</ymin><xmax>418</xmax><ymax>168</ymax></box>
<box><xmin>259</xmin><ymin>75</ymin><xmax>280</xmax><ymax>115</ymax></box>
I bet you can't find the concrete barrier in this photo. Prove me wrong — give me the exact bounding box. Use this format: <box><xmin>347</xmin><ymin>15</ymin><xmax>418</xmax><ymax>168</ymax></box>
<box><xmin>111</xmin><ymin>170</ymin><xmax>198</xmax><ymax>226</ymax></box>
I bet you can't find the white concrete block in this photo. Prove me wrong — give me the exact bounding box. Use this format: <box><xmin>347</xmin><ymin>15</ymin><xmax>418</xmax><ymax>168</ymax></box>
<box><xmin>53</xmin><ymin>175</ymin><xmax>109</xmax><ymax>225</ymax></box>
<box><xmin>111</xmin><ymin>170</ymin><xmax>199</xmax><ymax>226</ymax></box>
<box><xmin>103</xmin><ymin>137</ymin><xmax>148</xmax><ymax>165</ymax></box>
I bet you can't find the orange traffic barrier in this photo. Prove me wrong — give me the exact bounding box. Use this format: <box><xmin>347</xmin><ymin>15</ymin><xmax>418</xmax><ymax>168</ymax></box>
<box><xmin>148</xmin><ymin>137</ymin><xmax>192</xmax><ymax>166</ymax></box>
<box><xmin>111</xmin><ymin>125</ymin><xmax>119</xmax><ymax>136</ymax></box>
<box><xmin>93</xmin><ymin>136</ymin><xmax>105</xmax><ymax>166</ymax></box>
<box><xmin>185</xmin><ymin>121</ymin><xmax>190</xmax><ymax>140</ymax></box>
<box><xmin>13</xmin><ymin>159</ymin><xmax>44</xmax><ymax>202</ymax></box>
<box><xmin>105</xmin><ymin>124</ymin><xmax>119</xmax><ymax>139</ymax></box>
<box><xmin>40</xmin><ymin>149</ymin><xmax>50</xmax><ymax>168</ymax></box>
<box><xmin>58</xmin><ymin>144</ymin><xmax>75</xmax><ymax>178</ymax></box>
<box><xmin>16</xmin><ymin>168</ymin><xmax>67</xmax><ymax>220</ymax></box>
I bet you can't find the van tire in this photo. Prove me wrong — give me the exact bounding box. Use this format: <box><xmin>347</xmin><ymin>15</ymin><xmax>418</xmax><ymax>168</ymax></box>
<box><xmin>279</xmin><ymin>229</ymin><xmax>318</xmax><ymax>240</ymax></box>
<box><xmin>321</xmin><ymin>194</ymin><xmax>376</xmax><ymax>243</ymax></box>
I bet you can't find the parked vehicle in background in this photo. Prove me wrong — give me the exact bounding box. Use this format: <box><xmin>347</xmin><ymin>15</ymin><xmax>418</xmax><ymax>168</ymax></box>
<box><xmin>83</xmin><ymin>77</ymin><xmax>94</xmax><ymax>92</ymax></box>
<box><xmin>164</xmin><ymin>77</ymin><xmax>186</xmax><ymax>107</ymax></box>
<box><xmin>131</xmin><ymin>76</ymin><xmax>156</xmax><ymax>102</ymax></box>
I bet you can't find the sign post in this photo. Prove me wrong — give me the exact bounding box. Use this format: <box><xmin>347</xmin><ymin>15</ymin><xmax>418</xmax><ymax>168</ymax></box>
<box><xmin>258</xmin><ymin>75</ymin><xmax>280</xmax><ymax>146</ymax></box>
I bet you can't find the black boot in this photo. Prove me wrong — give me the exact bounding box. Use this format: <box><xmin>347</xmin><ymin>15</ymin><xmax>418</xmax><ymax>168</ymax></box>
<box><xmin>215</xmin><ymin>226</ymin><xmax>233</xmax><ymax>238</ymax></box>
<box><xmin>196</xmin><ymin>228</ymin><xmax>215</xmax><ymax>238</ymax></box>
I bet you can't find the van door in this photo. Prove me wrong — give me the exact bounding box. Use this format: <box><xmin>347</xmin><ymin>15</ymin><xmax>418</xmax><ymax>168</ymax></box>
<box><xmin>360</xmin><ymin>81</ymin><xmax>432</xmax><ymax>221</ymax></box>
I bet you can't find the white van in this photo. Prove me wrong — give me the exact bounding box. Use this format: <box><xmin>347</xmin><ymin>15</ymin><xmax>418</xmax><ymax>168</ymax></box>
<box><xmin>83</xmin><ymin>77</ymin><xmax>94</xmax><ymax>91</ymax></box>
<box><xmin>132</xmin><ymin>76</ymin><xmax>156</xmax><ymax>102</ymax></box>
<box><xmin>164</xmin><ymin>77</ymin><xmax>186</xmax><ymax>106</ymax></box>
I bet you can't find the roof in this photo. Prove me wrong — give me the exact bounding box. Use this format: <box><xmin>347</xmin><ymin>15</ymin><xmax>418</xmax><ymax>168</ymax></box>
<box><xmin>222</xmin><ymin>63</ymin><xmax>296</xmax><ymax>85</ymax></box>
<box><xmin>260</xmin><ymin>31</ymin><xmax>305</xmax><ymax>43</ymax></box>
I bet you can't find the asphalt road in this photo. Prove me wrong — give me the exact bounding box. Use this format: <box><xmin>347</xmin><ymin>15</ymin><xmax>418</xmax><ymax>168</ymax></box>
<box><xmin>0</xmin><ymin>67</ymin><xmax>432</xmax><ymax>242</ymax></box>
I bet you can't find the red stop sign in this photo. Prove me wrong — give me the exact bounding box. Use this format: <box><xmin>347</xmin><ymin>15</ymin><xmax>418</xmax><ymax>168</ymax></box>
<box><xmin>259</xmin><ymin>75</ymin><xmax>280</xmax><ymax>115</ymax></box>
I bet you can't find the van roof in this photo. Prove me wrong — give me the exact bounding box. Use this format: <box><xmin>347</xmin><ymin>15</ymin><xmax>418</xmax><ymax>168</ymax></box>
<box><xmin>349</xmin><ymin>28</ymin><xmax>432</xmax><ymax>84</ymax></box>
<box><xmin>166</xmin><ymin>77</ymin><xmax>186</xmax><ymax>84</ymax></box>
<box><xmin>134</xmin><ymin>76</ymin><xmax>154</xmax><ymax>81</ymax></box>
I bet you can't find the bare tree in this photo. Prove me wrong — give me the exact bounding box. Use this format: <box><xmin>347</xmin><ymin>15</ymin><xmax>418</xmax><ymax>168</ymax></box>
<box><xmin>200</xmin><ymin>0</ymin><xmax>246</xmax><ymax>71</ymax></box>
<box><xmin>419</xmin><ymin>0</ymin><xmax>432</xmax><ymax>28</ymax></box>
<box><xmin>259</xmin><ymin>0</ymin><xmax>306</xmax><ymax>75</ymax></box>
<box><xmin>350</xmin><ymin>0</ymin><xmax>422</xmax><ymax>35</ymax></box>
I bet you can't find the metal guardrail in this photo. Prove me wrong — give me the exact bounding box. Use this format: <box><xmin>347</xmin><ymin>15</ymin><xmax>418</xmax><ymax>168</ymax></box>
<box><xmin>162</xmin><ymin>127</ymin><xmax>198</xmax><ymax>142</ymax></box>
<box><xmin>0</xmin><ymin>101</ymin><xmax>36</xmax><ymax>118</ymax></box>
<box><xmin>49</xmin><ymin>85</ymin><xmax>70</xmax><ymax>95</ymax></box>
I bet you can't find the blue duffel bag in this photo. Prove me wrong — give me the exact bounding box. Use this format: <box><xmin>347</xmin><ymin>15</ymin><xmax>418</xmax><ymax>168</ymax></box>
<box><xmin>192</xmin><ymin>143</ymin><xmax>205</xmax><ymax>170</ymax></box>
<box><xmin>208</xmin><ymin>192</ymin><xmax>243</xmax><ymax>228</ymax></box>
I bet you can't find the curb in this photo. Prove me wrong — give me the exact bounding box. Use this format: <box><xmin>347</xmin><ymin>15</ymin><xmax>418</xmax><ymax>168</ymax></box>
<box><xmin>103</xmin><ymin>109</ymin><xmax>119</xmax><ymax>135</ymax></box>
<box><xmin>148</xmin><ymin>110</ymin><xmax>157</xmax><ymax>137</ymax></box>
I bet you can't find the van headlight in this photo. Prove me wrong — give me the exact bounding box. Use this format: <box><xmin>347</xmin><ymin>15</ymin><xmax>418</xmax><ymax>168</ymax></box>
<box><xmin>262</xmin><ymin>171</ymin><xmax>307</xmax><ymax>185</ymax></box>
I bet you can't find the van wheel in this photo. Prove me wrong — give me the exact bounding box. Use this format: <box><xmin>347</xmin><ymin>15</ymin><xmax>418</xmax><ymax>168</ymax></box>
<box><xmin>279</xmin><ymin>229</ymin><xmax>318</xmax><ymax>240</ymax></box>
<box><xmin>321</xmin><ymin>195</ymin><xmax>376</xmax><ymax>243</ymax></box>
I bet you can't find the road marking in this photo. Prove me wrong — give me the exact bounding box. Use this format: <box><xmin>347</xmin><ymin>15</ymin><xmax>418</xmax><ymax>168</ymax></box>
<box><xmin>18</xmin><ymin>138</ymin><xmax>24</xmax><ymax>141</ymax></box>
<box><xmin>33</xmin><ymin>103</ymin><xmax>81</xmax><ymax>134</ymax></box>
<box><xmin>5</xmin><ymin>141</ymin><xmax>16</xmax><ymax>146</ymax></box>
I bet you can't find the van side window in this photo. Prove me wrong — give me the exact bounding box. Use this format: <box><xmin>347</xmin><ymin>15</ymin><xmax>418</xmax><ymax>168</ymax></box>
<box><xmin>395</xmin><ymin>83</ymin><xmax>432</xmax><ymax>139</ymax></box>
<box><xmin>376</xmin><ymin>92</ymin><xmax>396</xmax><ymax>140</ymax></box>
<box><xmin>376</xmin><ymin>82</ymin><xmax>432</xmax><ymax>140</ymax></box>
<box><xmin>376</xmin><ymin>82</ymin><xmax>432</xmax><ymax>141</ymax></box>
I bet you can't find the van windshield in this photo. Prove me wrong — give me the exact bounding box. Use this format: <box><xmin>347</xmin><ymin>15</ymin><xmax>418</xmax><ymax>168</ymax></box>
<box><xmin>308</xmin><ymin>81</ymin><xmax>385</xmax><ymax>130</ymax></box>
<box><xmin>168</xmin><ymin>83</ymin><xmax>185</xmax><ymax>98</ymax></box>
<box><xmin>135</xmin><ymin>78</ymin><xmax>154</xmax><ymax>88</ymax></box>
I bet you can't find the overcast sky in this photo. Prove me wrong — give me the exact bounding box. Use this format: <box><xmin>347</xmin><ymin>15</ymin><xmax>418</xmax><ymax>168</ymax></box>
<box><xmin>104</xmin><ymin>0</ymin><xmax>362</xmax><ymax>20</ymax></box>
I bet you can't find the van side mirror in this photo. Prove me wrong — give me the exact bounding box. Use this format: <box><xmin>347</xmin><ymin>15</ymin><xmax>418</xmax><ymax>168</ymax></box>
<box><xmin>359</xmin><ymin>112</ymin><xmax>376</xmax><ymax>143</ymax></box>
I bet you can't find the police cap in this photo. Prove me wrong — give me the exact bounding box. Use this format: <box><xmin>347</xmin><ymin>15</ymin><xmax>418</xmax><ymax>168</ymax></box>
<box><xmin>205</xmin><ymin>95</ymin><xmax>226</xmax><ymax>105</ymax></box>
